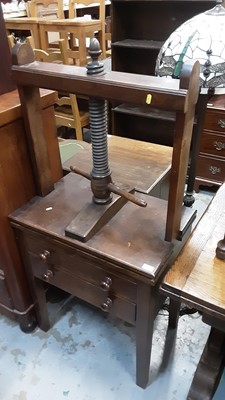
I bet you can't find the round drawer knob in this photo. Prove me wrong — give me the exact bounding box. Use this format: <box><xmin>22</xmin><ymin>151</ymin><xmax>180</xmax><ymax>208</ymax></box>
<box><xmin>39</xmin><ymin>250</ymin><xmax>50</xmax><ymax>262</ymax></box>
<box><xmin>42</xmin><ymin>269</ymin><xmax>54</xmax><ymax>282</ymax></box>
<box><xmin>100</xmin><ymin>276</ymin><xmax>112</xmax><ymax>291</ymax></box>
<box><xmin>100</xmin><ymin>297</ymin><xmax>112</xmax><ymax>312</ymax></box>
<box><xmin>218</xmin><ymin>119</ymin><xmax>225</xmax><ymax>129</ymax></box>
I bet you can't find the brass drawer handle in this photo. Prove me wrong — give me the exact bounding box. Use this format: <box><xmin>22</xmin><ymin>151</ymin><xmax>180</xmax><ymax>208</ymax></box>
<box><xmin>100</xmin><ymin>276</ymin><xmax>112</xmax><ymax>291</ymax></box>
<box><xmin>213</xmin><ymin>141</ymin><xmax>225</xmax><ymax>151</ymax></box>
<box><xmin>209</xmin><ymin>166</ymin><xmax>221</xmax><ymax>175</ymax></box>
<box><xmin>42</xmin><ymin>269</ymin><xmax>54</xmax><ymax>282</ymax></box>
<box><xmin>218</xmin><ymin>119</ymin><xmax>225</xmax><ymax>129</ymax></box>
<box><xmin>39</xmin><ymin>250</ymin><xmax>50</xmax><ymax>262</ymax></box>
<box><xmin>100</xmin><ymin>297</ymin><xmax>112</xmax><ymax>312</ymax></box>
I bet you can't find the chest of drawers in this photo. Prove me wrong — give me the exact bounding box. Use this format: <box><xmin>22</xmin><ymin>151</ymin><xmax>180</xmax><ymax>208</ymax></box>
<box><xmin>195</xmin><ymin>95</ymin><xmax>225</xmax><ymax>191</ymax></box>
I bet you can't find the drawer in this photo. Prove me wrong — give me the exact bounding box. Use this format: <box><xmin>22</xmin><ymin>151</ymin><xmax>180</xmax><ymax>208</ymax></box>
<box><xmin>24</xmin><ymin>233</ymin><xmax>137</xmax><ymax>302</ymax></box>
<box><xmin>23</xmin><ymin>232</ymin><xmax>137</xmax><ymax>324</ymax></box>
<box><xmin>196</xmin><ymin>155</ymin><xmax>225</xmax><ymax>183</ymax></box>
<box><xmin>29</xmin><ymin>252</ymin><xmax>136</xmax><ymax>324</ymax></box>
<box><xmin>200</xmin><ymin>131</ymin><xmax>225</xmax><ymax>157</ymax></box>
<box><xmin>204</xmin><ymin>109</ymin><xmax>225</xmax><ymax>133</ymax></box>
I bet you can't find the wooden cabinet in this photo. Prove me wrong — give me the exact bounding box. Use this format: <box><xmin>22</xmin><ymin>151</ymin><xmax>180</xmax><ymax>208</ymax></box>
<box><xmin>195</xmin><ymin>95</ymin><xmax>225</xmax><ymax>190</ymax></box>
<box><xmin>0</xmin><ymin>89</ymin><xmax>62</xmax><ymax>331</ymax></box>
<box><xmin>111</xmin><ymin>0</ymin><xmax>216</xmax><ymax>141</ymax></box>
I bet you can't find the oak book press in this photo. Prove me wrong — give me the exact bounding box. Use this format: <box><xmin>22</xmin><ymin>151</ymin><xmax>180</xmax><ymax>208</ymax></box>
<box><xmin>9</xmin><ymin>40</ymin><xmax>199</xmax><ymax>388</ymax></box>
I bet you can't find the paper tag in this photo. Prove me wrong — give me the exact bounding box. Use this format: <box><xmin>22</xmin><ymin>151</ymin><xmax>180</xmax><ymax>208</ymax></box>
<box><xmin>146</xmin><ymin>94</ymin><xmax>152</xmax><ymax>105</ymax></box>
<box><xmin>142</xmin><ymin>263</ymin><xmax>155</xmax><ymax>273</ymax></box>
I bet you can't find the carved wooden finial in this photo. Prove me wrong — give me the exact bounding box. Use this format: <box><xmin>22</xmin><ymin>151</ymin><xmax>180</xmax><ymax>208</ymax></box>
<box><xmin>12</xmin><ymin>42</ymin><xmax>35</xmax><ymax>66</ymax></box>
<box><xmin>216</xmin><ymin>234</ymin><xmax>225</xmax><ymax>260</ymax></box>
<box><xmin>86</xmin><ymin>38</ymin><xmax>104</xmax><ymax>75</ymax></box>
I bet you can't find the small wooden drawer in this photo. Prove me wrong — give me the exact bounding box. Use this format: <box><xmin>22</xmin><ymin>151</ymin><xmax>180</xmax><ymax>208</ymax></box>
<box><xmin>204</xmin><ymin>110</ymin><xmax>225</xmax><ymax>133</ymax></box>
<box><xmin>23</xmin><ymin>232</ymin><xmax>137</xmax><ymax>324</ymax></box>
<box><xmin>200</xmin><ymin>131</ymin><xmax>225</xmax><ymax>157</ymax></box>
<box><xmin>196</xmin><ymin>155</ymin><xmax>225</xmax><ymax>183</ymax></box>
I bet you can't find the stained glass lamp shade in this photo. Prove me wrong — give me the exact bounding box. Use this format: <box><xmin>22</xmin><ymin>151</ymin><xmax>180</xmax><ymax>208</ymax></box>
<box><xmin>155</xmin><ymin>2</ymin><xmax>225</xmax><ymax>93</ymax></box>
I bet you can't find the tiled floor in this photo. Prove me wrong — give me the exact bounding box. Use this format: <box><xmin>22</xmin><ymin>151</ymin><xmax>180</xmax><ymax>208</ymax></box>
<box><xmin>0</xmin><ymin>187</ymin><xmax>224</xmax><ymax>400</ymax></box>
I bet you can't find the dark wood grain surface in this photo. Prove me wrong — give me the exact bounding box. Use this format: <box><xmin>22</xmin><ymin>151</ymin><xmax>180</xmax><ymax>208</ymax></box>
<box><xmin>63</xmin><ymin>136</ymin><xmax>172</xmax><ymax>194</ymax></box>
<box><xmin>162</xmin><ymin>183</ymin><xmax>225</xmax><ymax>318</ymax></box>
<box><xmin>10</xmin><ymin>172</ymin><xmax>175</xmax><ymax>283</ymax></box>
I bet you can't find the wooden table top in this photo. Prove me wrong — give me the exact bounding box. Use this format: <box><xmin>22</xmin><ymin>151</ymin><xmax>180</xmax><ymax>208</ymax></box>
<box><xmin>161</xmin><ymin>183</ymin><xmax>225</xmax><ymax>320</ymax></box>
<box><xmin>0</xmin><ymin>89</ymin><xmax>57</xmax><ymax>127</ymax></box>
<box><xmin>63</xmin><ymin>136</ymin><xmax>172</xmax><ymax>195</ymax></box>
<box><xmin>9</xmin><ymin>172</ymin><xmax>178</xmax><ymax>284</ymax></box>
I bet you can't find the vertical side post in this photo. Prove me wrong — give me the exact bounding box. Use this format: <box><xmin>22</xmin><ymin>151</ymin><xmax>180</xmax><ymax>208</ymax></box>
<box><xmin>12</xmin><ymin>43</ymin><xmax>54</xmax><ymax>197</ymax></box>
<box><xmin>165</xmin><ymin>61</ymin><xmax>200</xmax><ymax>241</ymax></box>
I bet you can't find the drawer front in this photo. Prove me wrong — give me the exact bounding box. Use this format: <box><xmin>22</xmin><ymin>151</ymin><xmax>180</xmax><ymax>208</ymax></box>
<box><xmin>23</xmin><ymin>233</ymin><xmax>137</xmax><ymax>324</ymax></box>
<box><xmin>29</xmin><ymin>253</ymin><xmax>136</xmax><ymax>324</ymax></box>
<box><xmin>196</xmin><ymin>155</ymin><xmax>225</xmax><ymax>183</ymax></box>
<box><xmin>205</xmin><ymin>110</ymin><xmax>225</xmax><ymax>133</ymax></box>
<box><xmin>200</xmin><ymin>131</ymin><xmax>225</xmax><ymax>157</ymax></box>
<box><xmin>24</xmin><ymin>234</ymin><xmax>137</xmax><ymax>302</ymax></box>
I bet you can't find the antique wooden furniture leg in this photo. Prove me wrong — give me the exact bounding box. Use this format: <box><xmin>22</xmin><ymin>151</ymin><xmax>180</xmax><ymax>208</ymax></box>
<box><xmin>136</xmin><ymin>283</ymin><xmax>156</xmax><ymax>388</ymax></box>
<box><xmin>187</xmin><ymin>328</ymin><xmax>225</xmax><ymax>400</ymax></box>
<box><xmin>30</xmin><ymin>278</ymin><xmax>50</xmax><ymax>332</ymax></box>
<box><xmin>168</xmin><ymin>298</ymin><xmax>181</xmax><ymax>329</ymax></box>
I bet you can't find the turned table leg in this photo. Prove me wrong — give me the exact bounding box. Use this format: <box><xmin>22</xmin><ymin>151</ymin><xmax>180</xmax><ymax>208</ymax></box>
<box><xmin>187</xmin><ymin>327</ymin><xmax>225</xmax><ymax>400</ymax></box>
<box><xmin>169</xmin><ymin>298</ymin><xmax>181</xmax><ymax>329</ymax></box>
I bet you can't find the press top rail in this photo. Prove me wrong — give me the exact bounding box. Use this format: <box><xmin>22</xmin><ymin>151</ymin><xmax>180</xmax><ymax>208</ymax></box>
<box><xmin>11</xmin><ymin>43</ymin><xmax>199</xmax><ymax>113</ymax></box>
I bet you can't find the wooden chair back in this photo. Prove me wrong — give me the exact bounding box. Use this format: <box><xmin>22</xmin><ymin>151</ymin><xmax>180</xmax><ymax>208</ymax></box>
<box><xmin>69</xmin><ymin>0</ymin><xmax>104</xmax><ymax>20</ymax></box>
<box><xmin>38</xmin><ymin>0</ymin><xmax>106</xmax><ymax>64</ymax></box>
<box><xmin>27</xmin><ymin>36</ymin><xmax>63</xmax><ymax>62</ymax></box>
<box><xmin>68</xmin><ymin>0</ymin><xmax>106</xmax><ymax>61</ymax></box>
<box><xmin>27</xmin><ymin>37</ymin><xmax>89</xmax><ymax>140</ymax></box>
<box><xmin>26</xmin><ymin>0</ymin><xmax>64</xmax><ymax>18</ymax></box>
<box><xmin>56</xmin><ymin>39</ymin><xmax>90</xmax><ymax>140</ymax></box>
<box><xmin>26</xmin><ymin>0</ymin><xmax>65</xmax><ymax>51</ymax></box>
